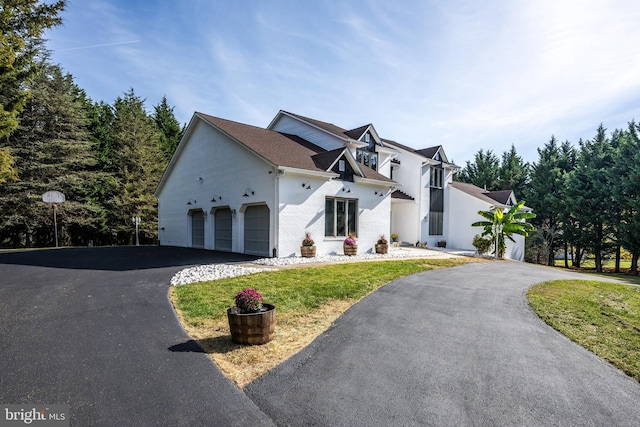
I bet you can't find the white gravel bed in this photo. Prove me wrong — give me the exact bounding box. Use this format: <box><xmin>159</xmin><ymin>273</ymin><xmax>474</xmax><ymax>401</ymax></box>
<box><xmin>252</xmin><ymin>249</ymin><xmax>444</xmax><ymax>266</ymax></box>
<box><xmin>170</xmin><ymin>248</ymin><xmax>453</xmax><ymax>286</ymax></box>
<box><xmin>170</xmin><ymin>264</ymin><xmax>272</xmax><ymax>286</ymax></box>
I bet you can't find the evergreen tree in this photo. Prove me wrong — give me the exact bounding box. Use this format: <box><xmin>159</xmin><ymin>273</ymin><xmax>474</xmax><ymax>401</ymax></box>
<box><xmin>111</xmin><ymin>89</ymin><xmax>165</xmax><ymax>244</ymax></box>
<box><xmin>525</xmin><ymin>136</ymin><xmax>576</xmax><ymax>265</ymax></box>
<box><xmin>498</xmin><ymin>144</ymin><xmax>529</xmax><ymax>194</ymax></box>
<box><xmin>564</xmin><ymin>125</ymin><xmax>614</xmax><ymax>272</ymax></box>
<box><xmin>0</xmin><ymin>0</ymin><xmax>66</xmax><ymax>181</ymax></box>
<box><xmin>0</xmin><ymin>147</ymin><xmax>18</xmax><ymax>183</ymax></box>
<box><xmin>81</xmin><ymin>98</ymin><xmax>119</xmax><ymax>244</ymax></box>
<box><xmin>153</xmin><ymin>95</ymin><xmax>183</xmax><ymax>162</ymax></box>
<box><xmin>455</xmin><ymin>149</ymin><xmax>500</xmax><ymax>190</ymax></box>
<box><xmin>0</xmin><ymin>63</ymin><xmax>99</xmax><ymax>246</ymax></box>
<box><xmin>611</xmin><ymin>122</ymin><xmax>640</xmax><ymax>274</ymax></box>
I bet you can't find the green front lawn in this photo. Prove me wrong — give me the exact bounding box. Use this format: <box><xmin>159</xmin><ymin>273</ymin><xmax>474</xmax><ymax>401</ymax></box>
<box><xmin>173</xmin><ymin>258</ymin><xmax>466</xmax><ymax>327</ymax></box>
<box><xmin>171</xmin><ymin>258</ymin><xmax>469</xmax><ymax>387</ymax></box>
<box><xmin>527</xmin><ymin>280</ymin><xmax>640</xmax><ymax>382</ymax></box>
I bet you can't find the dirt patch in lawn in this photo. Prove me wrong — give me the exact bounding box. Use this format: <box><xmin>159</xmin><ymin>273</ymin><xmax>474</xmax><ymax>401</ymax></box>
<box><xmin>172</xmin><ymin>296</ymin><xmax>356</xmax><ymax>388</ymax></box>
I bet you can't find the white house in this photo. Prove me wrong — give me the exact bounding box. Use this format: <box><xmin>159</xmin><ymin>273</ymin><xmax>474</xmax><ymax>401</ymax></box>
<box><xmin>448</xmin><ymin>182</ymin><xmax>527</xmax><ymax>261</ymax></box>
<box><xmin>154</xmin><ymin>110</ymin><xmax>528</xmax><ymax>260</ymax></box>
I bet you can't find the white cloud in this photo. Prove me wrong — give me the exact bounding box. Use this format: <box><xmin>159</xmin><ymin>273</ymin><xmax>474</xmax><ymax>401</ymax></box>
<box><xmin>46</xmin><ymin>0</ymin><xmax>640</xmax><ymax>164</ymax></box>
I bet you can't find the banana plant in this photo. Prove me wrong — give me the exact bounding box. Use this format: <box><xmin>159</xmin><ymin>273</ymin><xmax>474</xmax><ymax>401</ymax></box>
<box><xmin>472</xmin><ymin>200</ymin><xmax>536</xmax><ymax>259</ymax></box>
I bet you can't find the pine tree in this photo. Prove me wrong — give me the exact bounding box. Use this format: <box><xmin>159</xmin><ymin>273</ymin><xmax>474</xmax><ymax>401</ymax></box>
<box><xmin>0</xmin><ymin>147</ymin><xmax>18</xmax><ymax>183</ymax></box>
<box><xmin>153</xmin><ymin>95</ymin><xmax>183</xmax><ymax>162</ymax></box>
<box><xmin>525</xmin><ymin>136</ymin><xmax>576</xmax><ymax>265</ymax></box>
<box><xmin>0</xmin><ymin>63</ymin><xmax>99</xmax><ymax>246</ymax></box>
<box><xmin>0</xmin><ymin>0</ymin><xmax>66</xmax><ymax>181</ymax></box>
<box><xmin>611</xmin><ymin>122</ymin><xmax>640</xmax><ymax>274</ymax></box>
<box><xmin>564</xmin><ymin>125</ymin><xmax>614</xmax><ymax>272</ymax></box>
<box><xmin>498</xmin><ymin>144</ymin><xmax>529</xmax><ymax>194</ymax></box>
<box><xmin>111</xmin><ymin>89</ymin><xmax>165</xmax><ymax>244</ymax></box>
<box><xmin>455</xmin><ymin>149</ymin><xmax>500</xmax><ymax>190</ymax></box>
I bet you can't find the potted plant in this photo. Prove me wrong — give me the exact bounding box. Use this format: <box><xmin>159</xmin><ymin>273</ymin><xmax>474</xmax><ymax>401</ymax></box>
<box><xmin>343</xmin><ymin>232</ymin><xmax>358</xmax><ymax>256</ymax></box>
<box><xmin>300</xmin><ymin>231</ymin><xmax>316</xmax><ymax>257</ymax></box>
<box><xmin>227</xmin><ymin>288</ymin><xmax>276</xmax><ymax>345</ymax></box>
<box><xmin>390</xmin><ymin>233</ymin><xmax>398</xmax><ymax>242</ymax></box>
<box><xmin>375</xmin><ymin>235</ymin><xmax>388</xmax><ymax>254</ymax></box>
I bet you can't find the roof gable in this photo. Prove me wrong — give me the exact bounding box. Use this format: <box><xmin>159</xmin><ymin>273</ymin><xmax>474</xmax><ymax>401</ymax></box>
<box><xmin>485</xmin><ymin>190</ymin><xmax>515</xmax><ymax>205</ymax></box>
<box><xmin>311</xmin><ymin>148</ymin><xmax>393</xmax><ymax>183</ymax></box>
<box><xmin>415</xmin><ymin>145</ymin><xmax>449</xmax><ymax>163</ymax></box>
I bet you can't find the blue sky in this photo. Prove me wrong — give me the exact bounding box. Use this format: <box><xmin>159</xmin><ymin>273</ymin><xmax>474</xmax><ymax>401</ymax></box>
<box><xmin>46</xmin><ymin>0</ymin><xmax>640</xmax><ymax>165</ymax></box>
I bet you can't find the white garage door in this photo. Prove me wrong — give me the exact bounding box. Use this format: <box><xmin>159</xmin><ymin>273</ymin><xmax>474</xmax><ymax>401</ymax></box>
<box><xmin>244</xmin><ymin>205</ymin><xmax>270</xmax><ymax>257</ymax></box>
<box><xmin>191</xmin><ymin>210</ymin><xmax>205</xmax><ymax>248</ymax></box>
<box><xmin>215</xmin><ymin>208</ymin><xmax>232</xmax><ymax>252</ymax></box>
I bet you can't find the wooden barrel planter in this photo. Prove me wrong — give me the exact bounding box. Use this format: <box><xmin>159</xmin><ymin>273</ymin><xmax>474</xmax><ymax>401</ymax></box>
<box><xmin>300</xmin><ymin>246</ymin><xmax>316</xmax><ymax>257</ymax></box>
<box><xmin>375</xmin><ymin>243</ymin><xmax>388</xmax><ymax>254</ymax></box>
<box><xmin>343</xmin><ymin>245</ymin><xmax>358</xmax><ymax>256</ymax></box>
<box><xmin>227</xmin><ymin>304</ymin><xmax>276</xmax><ymax>345</ymax></box>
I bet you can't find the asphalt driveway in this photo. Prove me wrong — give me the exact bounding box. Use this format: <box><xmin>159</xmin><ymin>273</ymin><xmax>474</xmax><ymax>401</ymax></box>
<box><xmin>0</xmin><ymin>246</ymin><xmax>273</xmax><ymax>426</ymax></box>
<box><xmin>245</xmin><ymin>262</ymin><xmax>640</xmax><ymax>426</ymax></box>
<box><xmin>2</xmin><ymin>249</ymin><xmax>640</xmax><ymax>426</ymax></box>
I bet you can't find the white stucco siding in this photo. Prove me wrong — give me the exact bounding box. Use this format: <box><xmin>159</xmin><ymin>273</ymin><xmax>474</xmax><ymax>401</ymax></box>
<box><xmin>270</xmin><ymin>115</ymin><xmax>345</xmax><ymax>151</ymax></box>
<box><xmin>447</xmin><ymin>187</ymin><xmax>526</xmax><ymax>261</ymax></box>
<box><xmin>277</xmin><ymin>176</ymin><xmax>391</xmax><ymax>256</ymax></box>
<box><xmin>157</xmin><ymin>120</ymin><xmax>276</xmax><ymax>252</ymax></box>
<box><xmin>391</xmin><ymin>201</ymin><xmax>418</xmax><ymax>244</ymax></box>
<box><xmin>388</xmin><ymin>149</ymin><xmax>424</xmax><ymax>243</ymax></box>
<box><xmin>447</xmin><ymin>187</ymin><xmax>488</xmax><ymax>252</ymax></box>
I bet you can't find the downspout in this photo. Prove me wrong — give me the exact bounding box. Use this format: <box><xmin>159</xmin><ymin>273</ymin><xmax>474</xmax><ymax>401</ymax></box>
<box><xmin>273</xmin><ymin>169</ymin><xmax>281</xmax><ymax>257</ymax></box>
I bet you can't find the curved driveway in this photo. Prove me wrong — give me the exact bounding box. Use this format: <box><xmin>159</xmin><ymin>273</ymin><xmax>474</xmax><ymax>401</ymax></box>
<box><xmin>2</xmin><ymin>249</ymin><xmax>640</xmax><ymax>426</ymax></box>
<box><xmin>245</xmin><ymin>262</ymin><xmax>640</xmax><ymax>426</ymax></box>
<box><xmin>0</xmin><ymin>247</ymin><xmax>273</xmax><ymax>426</ymax></box>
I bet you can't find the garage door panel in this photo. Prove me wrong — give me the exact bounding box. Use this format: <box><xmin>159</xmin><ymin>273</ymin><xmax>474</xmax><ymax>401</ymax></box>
<box><xmin>215</xmin><ymin>208</ymin><xmax>232</xmax><ymax>252</ymax></box>
<box><xmin>244</xmin><ymin>205</ymin><xmax>270</xmax><ymax>257</ymax></box>
<box><xmin>191</xmin><ymin>211</ymin><xmax>205</xmax><ymax>249</ymax></box>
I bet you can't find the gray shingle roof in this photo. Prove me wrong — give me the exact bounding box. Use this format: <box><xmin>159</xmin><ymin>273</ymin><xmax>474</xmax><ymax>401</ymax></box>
<box><xmin>197</xmin><ymin>112</ymin><xmax>394</xmax><ymax>183</ymax></box>
<box><xmin>449</xmin><ymin>181</ymin><xmax>512</xmax><ymax>207</ymax></box>
<box><xmin>197</xmin><ymin>113</ymin><xmax>328</xmax><ymax>173</ymax></box>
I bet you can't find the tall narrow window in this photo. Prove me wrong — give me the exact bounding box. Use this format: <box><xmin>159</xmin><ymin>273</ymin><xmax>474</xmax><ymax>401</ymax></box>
<box><xmin>430</xmin><ymin>167</ymin><xmax>443</xmax><ymax>188</ymax></box>
<box><xmin>429</xmin><ymin>166</ymin><xmax>444</xmax><ymax>235</ymax></box>
<box><xmin>325</xmin><ymin>199</ymin><xmax>335</xmax><ymax>237</ymax></box>
<box><xmin>325</xmin><ymin>197</ymin><xmax>358</xmax><ymax>237</ymax></box>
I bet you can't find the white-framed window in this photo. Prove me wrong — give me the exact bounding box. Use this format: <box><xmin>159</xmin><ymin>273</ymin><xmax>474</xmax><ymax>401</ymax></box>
<box><xmin>325</xmin><ymin>197</ymin><xmax>358</xmax><ymax>237</ymax></box>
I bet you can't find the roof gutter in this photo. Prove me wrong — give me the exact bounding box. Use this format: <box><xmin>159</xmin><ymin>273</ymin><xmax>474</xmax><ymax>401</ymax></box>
<box><xmin>278</xmin><ymin>167</ymin><xmax>338</xmax><ymax>179</ymax></box>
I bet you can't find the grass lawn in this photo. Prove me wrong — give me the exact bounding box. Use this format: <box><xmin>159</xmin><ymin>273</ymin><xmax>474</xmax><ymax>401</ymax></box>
<box><xmin>554</xmin><ymin>258</ymin><xmax>632</xmax><ymax>270</ymax></box>
<box><xmin>527</xmin><ymin>280</ymin><xmax>640</xmax><ymax>382</ymax></box>
<box><xmin>171</xmin><ymin>258</ymin><xmax>468</xmax><ymax>387</ymax></box>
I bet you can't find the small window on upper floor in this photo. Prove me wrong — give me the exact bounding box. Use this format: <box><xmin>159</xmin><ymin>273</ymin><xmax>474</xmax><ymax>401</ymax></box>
<box><xmin>332</xmin><ymin>156</ymin><xmax>355</xmax><ymax>181</ymax></box>
<box><xmin>430</xmin><ymin>167</ymin><xmax>443</xmax><ymax>188</ymax></box>
<box><xmin>356</xmin><ymin>148</ymin><xmax>378</xmax><ymax>171</ymax></box>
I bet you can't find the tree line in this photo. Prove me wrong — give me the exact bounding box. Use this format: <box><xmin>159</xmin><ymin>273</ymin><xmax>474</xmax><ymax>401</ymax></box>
<box><xmin>1</xmin><ymin>0</ymin><xmax>183</xmax><ymax>247</ymax></box>
<box><xmin>457</xmin><ymin>124</ymin><xmax>640</xmax><ymax>274</ymax></box>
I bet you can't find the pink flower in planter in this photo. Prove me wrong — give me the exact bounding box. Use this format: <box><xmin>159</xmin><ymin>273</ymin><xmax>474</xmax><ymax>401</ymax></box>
<box><xmin>235</xmin><ymin>288</ymin><xmax>264</xmax><ymax>312</ymax></box>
